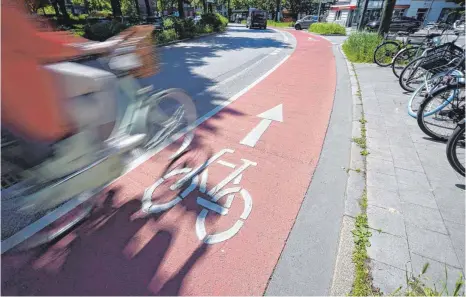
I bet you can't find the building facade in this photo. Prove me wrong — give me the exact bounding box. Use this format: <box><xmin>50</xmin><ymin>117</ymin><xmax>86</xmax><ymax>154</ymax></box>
<box><xmin>328</xmin><ymin>0</ymin><xmax>463</xmax><ymax>27</ymax></box>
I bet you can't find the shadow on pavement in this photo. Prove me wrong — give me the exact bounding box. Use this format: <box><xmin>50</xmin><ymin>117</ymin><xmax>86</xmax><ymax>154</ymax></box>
<box><xmin>1</xmin><ymin>185</ymin><xmax>213</xmax><ymax>295</ymax></box>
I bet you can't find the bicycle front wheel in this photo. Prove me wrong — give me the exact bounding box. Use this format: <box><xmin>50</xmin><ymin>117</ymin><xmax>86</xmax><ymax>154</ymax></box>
<box><xmin>392</xmin><ymin>47</ymin><xmax>419</xmax><ymax>78</ymax></box>
<box><xmin>416</xmin><ymin>83</ymin><xmax>465</xmax><ymax>141</ymax></box>
<box><xmin>408</xmin><ymin>71</ymin><xmax>453</xmax><ymax>118</ymax></box>
<box><xmin>446</xmin><ymin>121</ymin><xmax>465</xmax><ymax>176</ymax></box>
<box><xmin>373</xmin><ymin>41</ymin><xmax>400</xmax><ymax>67</ymax></box>
<box><xmin>399</xmin><ymin>56</ymin><xmax>429</xmax><ymax>92</ymax></box>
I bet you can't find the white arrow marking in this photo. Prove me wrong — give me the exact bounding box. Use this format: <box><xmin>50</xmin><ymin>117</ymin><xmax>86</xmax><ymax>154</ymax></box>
<box><xmin>240</xmin><ymin>104</ymin><xmax>283</xmax><ymax>147</ymax></box>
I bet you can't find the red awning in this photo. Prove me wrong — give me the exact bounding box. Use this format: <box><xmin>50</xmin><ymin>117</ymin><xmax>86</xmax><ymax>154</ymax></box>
<box><xmin>330</xmin><ymin>4</ymin><xmax>357</xmax><ymax>11</ymax></box>
<box><xmin>394</xmin><ymin>5</ymin><xmax>410</xmax><ymax>9</ymax></box>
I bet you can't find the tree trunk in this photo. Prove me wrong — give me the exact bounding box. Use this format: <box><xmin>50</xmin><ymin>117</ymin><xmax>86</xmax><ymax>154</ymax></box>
<box><xmin>56</xmin><ymin>0</ymin><xmax>69</xmax><ymax>21</ymax></box>
<box><xmin>134</xmin><ymin>0</ymin><xmax>141</xmax><ymax>16</ymax></box>
<box><xmin>51</xmin><ymin>0</ymin><xmax>61</xmax><ymax>15</ymax></box>
<box><xmin>144</xmin><ymin>0</ymin><xmax>153</xmax><ymax>16</ymax></box>
<box><xmin>378</xmin><ymin>0</ymin><xmax>395</xmax><ymax>35</ymax></box>
<box><xmin>110</xmin><ymin>0</ymin><xmax>122</xmax><ymax>16</ymax></box>
<box><xmin>227</xmin><ymin>0</ymin><xmax>231</xmax><ymax>20</ymax></box>
<box><xmin>203</xmin><ymin>0</ymin><xmax>207</xmax><ymax>13</ymax></box>
<box><xmin>275</xmin><ymin>0</ymin><xmax>280</xmax><ymax>21</ymax></box>
<box><xmin>83</xmin><ymin>0</ymin><xmax>89</xmax><ymax>13</ymax></box>
<box><xmin>177</xmin><ymin>0</ymin><xmax>184</xmax><ymax>18</ymax></box>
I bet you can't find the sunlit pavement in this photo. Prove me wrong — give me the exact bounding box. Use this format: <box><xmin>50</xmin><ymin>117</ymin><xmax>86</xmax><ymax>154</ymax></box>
<box><xmin>1</xmin><ymin>26</ymin><xmax>342</xmax><ymax>295</ymax></box>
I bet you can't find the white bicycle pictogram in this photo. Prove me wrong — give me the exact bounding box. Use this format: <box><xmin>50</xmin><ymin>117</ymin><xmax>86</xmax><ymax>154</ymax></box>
<box><xmin>141</xmin><ymin>148</ymin><xmax>257</xmax><ymax>244</ymax></box>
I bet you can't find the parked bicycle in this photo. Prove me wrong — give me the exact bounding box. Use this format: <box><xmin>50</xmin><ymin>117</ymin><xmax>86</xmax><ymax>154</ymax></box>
<box><xmin>446</xmin><ymin>119</ymin><xmax>465</xmax><ymax>176</ymax></box>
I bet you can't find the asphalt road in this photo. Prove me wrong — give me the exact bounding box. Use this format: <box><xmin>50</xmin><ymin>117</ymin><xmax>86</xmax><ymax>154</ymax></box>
<box><xmin>141</xmin><ymin>24</ymin><xmax>296</xmax><ymax>119</ymax></box>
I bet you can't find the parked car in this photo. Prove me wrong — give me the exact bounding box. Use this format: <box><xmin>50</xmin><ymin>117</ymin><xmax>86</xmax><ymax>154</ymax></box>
<box><xmin>246</xmin><ymin>9</ymin><xmax>267</xmax><ymax>29</ymax></box>
<box><xmin>294</xmin><ymin>15</ymin><xmax>318</xmax><ymax>30</ymax></box>
<box><xmin>366</xmin><ymin>16</ymin><xmax>421</xmax><ymax>33</ymax></box>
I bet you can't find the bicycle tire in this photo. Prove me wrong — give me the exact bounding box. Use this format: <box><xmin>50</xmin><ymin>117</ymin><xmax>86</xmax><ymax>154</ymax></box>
<box><xmin>416</xmin><ymin>84</ymin><xmax>465</xmax><ymax>141</ymax></box>
<box><xmin>446</xmin><ymin>121</ymin><xmax>465</xmax><ymax>176</ymax></box>
<box><xmin>408</xmin><ymin>71</ymin><xmax>456</xmax><ymax>118</ymax></box>
<box><xmin>399</xmin><ymin>56</ymin><xmax>429</xmax><ymax>92</ymax></box>
<box><xmin>144</xmin><ymin>88</ymin><xmax>197</xmax><ymax>153</ymax></box>
<box><xmin>408</xmin><ymin>83</ymin><xmax>428</xmax><ymax>118</ymax></box>
<box><xmin>392</xmin><ymin>47</ymin><xmax>420</xmax><ymax>78</ymax></box>
<box><xmin>373</xmin><ymin>41</ymin><xmax>400</xmax><ymax>67</ymax></box>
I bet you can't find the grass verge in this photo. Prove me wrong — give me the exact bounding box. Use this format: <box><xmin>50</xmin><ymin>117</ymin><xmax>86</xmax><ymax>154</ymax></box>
<box><xmin>342</xmin><ymin>32</ymin><xmax>383</xmax><ymax>63</ymax></box>
<box><xmin>351</xmin><ymin>189</ymin><xmax>378</xmax><ymax>296</ymax></box>
<box><xmin>309</xmin><ymin>22</ymin><xmax>346</xmax><ymax>35</ymax></box>
<box><xmin>347</xmin><ymin>61</ymin><xmax>378</xmax><ymax>296</ymax></box>
<box><xmin>267</xmin><ymin>20</ymin><xmax>295</xmax><ymax>28</ymax></box>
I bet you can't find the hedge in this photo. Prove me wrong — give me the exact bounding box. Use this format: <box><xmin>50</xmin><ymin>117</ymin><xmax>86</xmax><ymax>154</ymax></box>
<box><xmin>309</xmin><ymin>23</ymin><xmax>346</xmax><ymax>35</ymax></box>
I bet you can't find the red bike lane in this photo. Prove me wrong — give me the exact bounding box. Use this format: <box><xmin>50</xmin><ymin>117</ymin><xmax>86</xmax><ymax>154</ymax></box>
<box><xmin>2</xmin><ymin>30</ymin><xmax>336</xmax><ymax>296</ymax></box>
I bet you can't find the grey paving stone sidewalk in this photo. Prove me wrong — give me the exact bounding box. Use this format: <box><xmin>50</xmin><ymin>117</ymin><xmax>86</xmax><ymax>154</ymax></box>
<box><xmin>354</xmin><ymin>64</ymin><xmax>465</xmax><ymax>295</ymax></box>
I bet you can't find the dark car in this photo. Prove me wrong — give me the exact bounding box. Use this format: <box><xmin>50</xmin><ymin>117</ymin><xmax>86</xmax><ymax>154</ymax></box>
<box><xmin>246</xmin><ymin>9</ymin><xmax>267</xmax><ymax>29</ymax></box>
<box><xmin>366</xmin><ymin>16</ymin><xmax>421</xmax><ymax>33</ymax></box>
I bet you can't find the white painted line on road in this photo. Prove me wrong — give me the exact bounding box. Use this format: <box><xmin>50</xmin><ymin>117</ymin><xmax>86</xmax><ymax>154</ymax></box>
<box><xmin>218</xmin><ymin>160</ymin><xmax>236</xmax><ymax>168</ymax></box>
<box><xmin>240</xmin><ymin>104</ymin><xmax>284</xmax><ymax>147</ymax></box>
<box><xmin>240</xmin><ymin>119</ymin><xmax>272</xmax><ymax>147</ymax></box>
<box><xmin>197</xmin><ymin>197</ymin><xmax>228</xmax><ymax>215</ymax></box>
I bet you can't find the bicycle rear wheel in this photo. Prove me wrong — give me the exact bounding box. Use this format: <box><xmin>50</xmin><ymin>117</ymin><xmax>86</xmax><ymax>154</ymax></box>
<box><xmin>373</xmin><ymin>41</ymin><xmax>400</xmax><ymax>67</ymax></box>
<box><xmin>446</xmin><ymin>121</ymin><xmax>465</xmax><ymax>176</ymax></box>
<box><xmin>392</xmin><ymin>47</ymin><xmax>419</xmax><ymax>78</ymax></box>
<box><xmin>416</xmin><ymin>83</ymin><xmax>465</xmax><ymax>141</ymax></box>
<box><xmin>399</xmin><ymin>56</ymin><xmax>429</xmax><ymax>92</ymax></box>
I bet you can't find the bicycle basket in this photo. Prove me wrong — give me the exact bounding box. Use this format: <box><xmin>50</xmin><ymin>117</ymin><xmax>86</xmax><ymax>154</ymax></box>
<box><xmin>419</xmin><ymin>42</ymin><xmax>465</xmax><ymax>74</ymax></box>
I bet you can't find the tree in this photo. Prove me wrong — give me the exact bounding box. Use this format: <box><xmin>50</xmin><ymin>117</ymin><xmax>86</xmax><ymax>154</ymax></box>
<box><xmin>134</xmin><ymin>0</ymin><xmax>141</xmax><ymax>16</ymax></box>
<box><xmin>378</xmin><ymin>0</ymin><xmax>395</xmax><ymax>35</ymax></box>
<box><xmin>56</xmin><ymin>0</ymin><xmax>70</xmax><ymax>21</ymax></box>
<box><xmin>144</xmin><ymin>0</ymin><xmax>152</xmax><ymax>15</ymax></box>
<box><xmin>110</xmin><ymin>0</ymin><xmax>123</xmax><ymax>16</ymax></box>
<box><xmin>50</xmin><ymin>0</ymin><xmax>61</xmax><ymax>15</ymax></box>
<box><xmin>177</xmin><ymin>0</ymin><xmax>185</xmax><ymax>17</ymax></box>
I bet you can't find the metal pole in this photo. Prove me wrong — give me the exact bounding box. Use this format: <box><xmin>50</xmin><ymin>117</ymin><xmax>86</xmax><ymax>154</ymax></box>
<box><xmin>424</xmin><ymin>0</ymin><xmax>434</xmax><ymax>27</ymax></box>
<box><xmin>357</xmin><ymin>0</ymin><xmax>369</xmax><ymax>30</ymax></box>
<box><xmin>317</xmin><ymin>0</ymin><xmax>322</xmax><ymax>21</ymax></box>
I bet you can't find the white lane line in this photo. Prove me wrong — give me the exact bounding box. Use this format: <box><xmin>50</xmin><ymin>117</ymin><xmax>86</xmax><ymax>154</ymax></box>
<box><xmin>1</xmin><ymin>33</ymin><xmax>294</xmax><ymax>253</ymax></box>
<box><xmin>197</xmin><ymin>28</ymin><xmax>290</xmax><ymax>96</ymax></box>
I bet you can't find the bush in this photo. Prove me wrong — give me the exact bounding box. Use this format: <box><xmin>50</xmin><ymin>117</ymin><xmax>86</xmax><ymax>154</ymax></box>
<box><xmin>163</xmin><ymin>17</ymin><xmax>175</xmax><ymax>29</ymax></box>
<box><xmin>156</xmin><ymin>28</ymin><xmax>178</xmax><ymax>44</ymax></box>
<box><xmin>309</xmin><ymin>22</ymin><xmax>346</xmax><ymax>35</ymax></box>
<box><xmin>84</xmin><ymin>19</ymin><xmax>129</xmax><ymax>41</ymax></box>
<box><xmin>342</xmin><ymin>32</ymin><xmax>383</xmax><ymax>63</ymax></box>
<box><xmin>174</xmin><ymin>18</ymin><xmax>196</xmax><ymax>39</ymax></box>
<box><xmin>200</xmin><ymin>13</ymin><xmax>228</xmax><ymax>32</ymax></box>
<box><xmin>195</xmin><ymin>24</ymin><xmax>213</xmax><ymax>34</ymax></box>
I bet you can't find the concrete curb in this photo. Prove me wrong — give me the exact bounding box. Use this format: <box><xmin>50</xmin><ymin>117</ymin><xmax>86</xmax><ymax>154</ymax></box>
<box><xmin>155</xmin><ymin>32</ymin><xmax>220</xmax><ymax>47</ymax></box>
<box><xmin>329</xmin><ymin>44</ymin><xmax>367</xmax><ymax>296</ymax></box>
